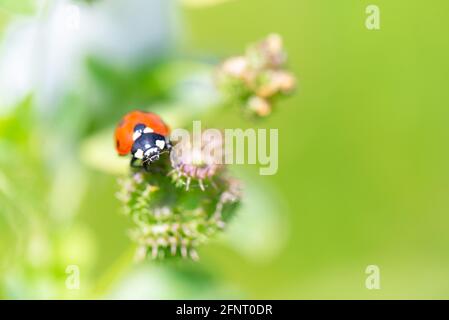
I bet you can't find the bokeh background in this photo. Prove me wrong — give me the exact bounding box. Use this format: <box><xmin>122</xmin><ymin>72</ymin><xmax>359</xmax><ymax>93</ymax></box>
<box><xmin>1</xmin><ymin>0</ymin><xmax>449</xmax><ymax>299</ymax></box>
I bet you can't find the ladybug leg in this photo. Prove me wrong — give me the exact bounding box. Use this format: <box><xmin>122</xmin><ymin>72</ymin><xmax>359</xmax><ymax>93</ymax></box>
<box><xmin>143</xmin><ymin>161</ymin><xmax>151</xmax><ymax>172</ymax></box>
<box><xmin>130</xmin><ymin>156</ymin><xmax>140</xmax><ymax>168</ymax></box>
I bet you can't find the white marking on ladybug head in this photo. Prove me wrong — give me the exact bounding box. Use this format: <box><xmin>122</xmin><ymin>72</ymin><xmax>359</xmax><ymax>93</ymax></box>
<box><xmin>144</xmin><ymin>147</ymin><xmax>158</xmax><ymax>156</ymax></box>
<box><xmin>144</xmin><ymin>143</ymin><xmax>151</xmax><ymax>149</ymax></box>
<box><xmin>155</xmin><ymin>140</ymin><xmax>165</xmax><ymax>149</ymax></box>
<box><xmin>134</xmin><ymin>149</ymin><xmax>144</xmax><ymax>159</ymax></box>
<box><xmin>143</xmin><ymin>127</ymin><xmax>153</xmax><ymax>133</ymax></box>
<box><xmin>132</xmin><ymin>131</ymin><xmax>142</xmax><ymax>141</ymax></box>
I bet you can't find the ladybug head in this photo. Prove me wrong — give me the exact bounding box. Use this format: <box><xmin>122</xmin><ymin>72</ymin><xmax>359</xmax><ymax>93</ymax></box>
<box><xmin>131</xmin><ymin>130</ymin><xmax>171</xmax><ymax>166</ymax></box>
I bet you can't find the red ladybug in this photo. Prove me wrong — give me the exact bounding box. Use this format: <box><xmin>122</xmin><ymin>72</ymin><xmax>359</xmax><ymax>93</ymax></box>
<box><xmin>115</xmin><ymin>110</ymin><xmax>171</xmax><ymax>168</ymax></box>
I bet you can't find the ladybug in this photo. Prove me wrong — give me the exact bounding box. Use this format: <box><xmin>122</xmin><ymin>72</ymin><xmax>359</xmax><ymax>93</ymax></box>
<box><xmin>115</xmin><ymin>110</ymin><xmax>172</xmax><ymax>168</ymax></box>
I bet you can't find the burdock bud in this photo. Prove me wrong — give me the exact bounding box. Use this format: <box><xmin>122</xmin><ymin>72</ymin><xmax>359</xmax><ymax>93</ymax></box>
<box><xmin>117</xmin><ymin>130</ymin><xmax>241</xmax><ymax>261</ymax></box>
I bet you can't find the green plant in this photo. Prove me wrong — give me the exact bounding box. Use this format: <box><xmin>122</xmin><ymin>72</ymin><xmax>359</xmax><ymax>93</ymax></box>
<box><xmin>116</xmin><ymin>34</ymin><xmax>295</xmax><ymax>261</ymax></box>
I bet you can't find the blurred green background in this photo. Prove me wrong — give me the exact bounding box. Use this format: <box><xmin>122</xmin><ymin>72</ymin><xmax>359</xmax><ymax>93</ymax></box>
<box><xmin>1</xmin><ymin>0</ymin><xmax>449</xmax><ymax>299</ymax></box>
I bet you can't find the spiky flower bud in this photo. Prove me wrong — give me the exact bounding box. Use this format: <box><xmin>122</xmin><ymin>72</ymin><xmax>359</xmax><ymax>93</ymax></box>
<box><xmin>117</xmin><ymin>139</ymin><xmax>241</xmax><ymax>261</ymax></box>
